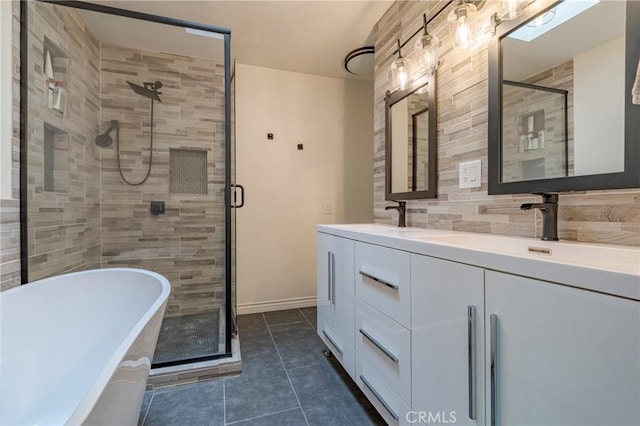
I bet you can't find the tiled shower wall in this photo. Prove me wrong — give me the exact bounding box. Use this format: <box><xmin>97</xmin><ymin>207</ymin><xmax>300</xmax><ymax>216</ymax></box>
<box><xmin>373</xmin><ymin>0</ymin><xmax>639</xmax><ymax>246</ymax></box>
<box><xmin>2</xmin><ymin>2</ymin><xmax>227</xmax><ymax>315</ymax></box>
<box><xmin>25</xmin><ymin>1</ymin><xmax>103</xmax><ymax>281</ymax></box>
<box><xmin>0</xmin><ymin>1</ymin><xmax>21</xmax><ymax>292</ymax></box>
<box><xmin>99</xmin><ymin>44</ymin><xmax>226</xmax><ymax>317</ymax></box>
<box><xmin>502</xmin><ymin>60</ymin><xmax>574</xmax><ymax>182</ymax></box>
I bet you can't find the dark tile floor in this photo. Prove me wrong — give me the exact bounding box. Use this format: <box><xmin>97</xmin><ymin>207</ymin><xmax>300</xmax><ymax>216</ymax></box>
<box><xmin>139</xmin><ymin>307</ymin><xmax>384</xmax><ymax>426</ymax></box>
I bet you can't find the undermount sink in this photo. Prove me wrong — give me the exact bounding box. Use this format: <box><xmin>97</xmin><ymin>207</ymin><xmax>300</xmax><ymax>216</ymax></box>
<box><xmin>417</xmin><ymin>234</ymin><xmax>640</xmax><ymax>273</ymax></box>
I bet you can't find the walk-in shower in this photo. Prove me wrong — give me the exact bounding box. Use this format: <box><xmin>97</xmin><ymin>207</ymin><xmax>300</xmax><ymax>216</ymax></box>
<box><xmin>21</xmin><ymin>0</ymin><xmax>236</xmax><ymax>374</ymax></box>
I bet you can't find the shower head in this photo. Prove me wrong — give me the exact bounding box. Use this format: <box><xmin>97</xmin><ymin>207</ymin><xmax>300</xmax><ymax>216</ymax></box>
<box><xmin>127</xmin><ymin>80</ymin><xmax>163</xmax><ymax>102</ymax></box>
<box><xmin>95</xmin><ymin>120</ymin><xmax>119</xmax><ymax>147</ymax></box>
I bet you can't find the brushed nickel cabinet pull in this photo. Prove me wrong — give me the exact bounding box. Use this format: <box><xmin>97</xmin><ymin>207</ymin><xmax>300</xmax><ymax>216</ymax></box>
<box><xmin>490</xmin><ymin>314</ymin><xmax>498</xmax><ymax>426</ymax></box>
<box><xmin>360</xmin><ymin>375</ymin><xmax>399</xmax><ymax>421</ymax></box>
<box><xmin>359</xmin><ymin>328</ymin><xmax>399</xmax><ymax>363</ymax></box>
<box><xmin>322</xmin><ymin>329</ymin><xmax>343</xmax><ymax>355</ymax></box>
<box><xmin>359</xmin><ymin>271</ymin><xmax>399</xmax><ymax>290</ymax></box>
<box><xmin>468</xmin><ymin>305</ymin><xmax>477</xmax><ymax>420</ymax></box>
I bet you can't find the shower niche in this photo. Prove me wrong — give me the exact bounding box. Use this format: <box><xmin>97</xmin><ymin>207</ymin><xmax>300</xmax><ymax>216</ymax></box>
<box><xmin>42</xmin><ymin>122</ymin><xmax>69</xmax><ymax>193</ymax></box>
<box><xmin>43</xmin><ymin>37</ymin><xmax>68</xmax><ymax>114</ymax></box>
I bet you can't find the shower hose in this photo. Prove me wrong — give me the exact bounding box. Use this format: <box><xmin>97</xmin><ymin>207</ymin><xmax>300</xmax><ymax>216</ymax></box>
<box><xmin>116</xmin><ymin>99</ymin><xmax>155</xmax><ymax>186</ymax></box>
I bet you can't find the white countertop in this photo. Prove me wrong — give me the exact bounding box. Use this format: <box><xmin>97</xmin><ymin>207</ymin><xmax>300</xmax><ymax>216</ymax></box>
<box><xmin>317</xmin><ymin>224</ymin><xmax>640</xmax><ymax>301</ymax></box>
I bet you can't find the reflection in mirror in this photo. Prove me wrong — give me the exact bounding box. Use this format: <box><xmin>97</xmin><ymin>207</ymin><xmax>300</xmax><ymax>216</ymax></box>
<box><xmin>501</xmin><ymin>0</ymin><xmax>625</xmax><ymax>182</ymax></box>
<box><xmin>386</xmin><ymin>71</ymin><xmax>436</xmax><ymax>200</ymax></box>
<box><xmin>390</xmin><ymin>87</ymin><xmax>429</xmax><ymax>193</ymax></box>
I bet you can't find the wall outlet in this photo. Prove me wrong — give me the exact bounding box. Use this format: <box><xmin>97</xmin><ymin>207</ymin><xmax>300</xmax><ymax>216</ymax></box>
<box><xmin>324</xmin><ymin>201</ymin><xmax>333</xmax><ymax>215</ymax></box>
<box><xmin>459</xmin><ymin>159</ymin><xmax>481</xmax><ymax>189</ymax></box>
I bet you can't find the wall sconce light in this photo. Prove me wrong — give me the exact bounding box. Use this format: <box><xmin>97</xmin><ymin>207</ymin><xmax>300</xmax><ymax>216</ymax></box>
<box><xmin>448</xmin><ymin>1</ymin><xmax>478</xmax><ymax>49</ymax></box>
<box><xmin>391</xmin><ymin>39</ymin><xmax>413</xmax><ymax>91</ymax></box>
<box><xmin>415</xmin><ymin>14</ymin><xmax>440</xmax><ymax>76</ymax></box>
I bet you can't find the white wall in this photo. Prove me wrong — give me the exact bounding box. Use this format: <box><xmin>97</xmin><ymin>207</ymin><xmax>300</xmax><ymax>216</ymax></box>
<box><xmin>0</xmin><ymin>1</ymin><xmax>14</xmax><ymax>199</ymax></box>
<box><xmin>574</xmin><ymin>37</ymin><xmax>625</xmax><ymax>176</ymax></box>
<box><xmin>235</xmin><ymin>63</ymin><xmax>373</xmax><ymax>311</ymax></box>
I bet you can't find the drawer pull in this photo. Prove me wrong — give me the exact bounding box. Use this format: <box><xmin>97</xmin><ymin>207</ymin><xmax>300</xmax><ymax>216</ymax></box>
<box><xmin>360</xmin><ymin>375</ymin><xmax>399</xmax><ymax>421</ymax></box>
<box><xmin>359</xmin><ymin>271</ymin><xmax>399</xmax><ymax>290</ymax></box>
<box><xmin>322</xmin><ymin>329</ymin><xmax>343</xmax><ymax>355</ymax></box>
<box><xmin>359</xmin><ymin>328</ymin><xmax>399</xmax><ymax>363</ymax></box>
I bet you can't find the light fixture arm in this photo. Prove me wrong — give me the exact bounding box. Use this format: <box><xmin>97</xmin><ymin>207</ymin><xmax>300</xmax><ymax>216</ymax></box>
<box><xmin>397</xmin><ymin>39</ymin><xmax>403</xmax><ymax>58</ymax></box>
<box><xmin>391</xmin><ymin>0</ymin><xmax>454</xmax><ymax>57</ymax></box>
<box><xmin>489</xmin><ymin>12</ymin><xmax>503</xmax><ymax>37</ymax></box>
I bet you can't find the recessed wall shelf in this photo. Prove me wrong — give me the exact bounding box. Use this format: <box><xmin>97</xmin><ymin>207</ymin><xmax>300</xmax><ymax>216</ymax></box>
<box><xmin>170</xmin><ymin>148</ymin><xmax>208</xmax><ymax>195</ymax></box>
<box><xmin>43</xmin><ymin>37</ymin><xmax>69</xmax><ymax>114</ymax></box>
<box><xmin>43</xmin><ymin>122</ymin><xmax>69</xmax><ymax>193</ymax></box>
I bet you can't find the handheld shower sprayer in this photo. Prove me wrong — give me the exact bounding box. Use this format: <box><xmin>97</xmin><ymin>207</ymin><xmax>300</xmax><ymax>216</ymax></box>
<box><xmin>95</xmin><ymin>120</ymin><xmax>119</xmax><ymax>147</ymax></box>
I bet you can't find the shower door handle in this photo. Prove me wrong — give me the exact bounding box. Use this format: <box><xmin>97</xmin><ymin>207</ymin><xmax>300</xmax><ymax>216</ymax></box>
<box><xmin>231</xmin><ymin>184</ymin><xmax>244</xmax><ymax>208</ymax></box>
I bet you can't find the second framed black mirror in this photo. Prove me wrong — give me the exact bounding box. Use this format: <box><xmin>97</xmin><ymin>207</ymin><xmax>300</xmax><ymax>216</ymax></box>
<box><xmin>488</xmin><ymin>0</ymin><xmax>640</xmax><ymax>194</ymax></box>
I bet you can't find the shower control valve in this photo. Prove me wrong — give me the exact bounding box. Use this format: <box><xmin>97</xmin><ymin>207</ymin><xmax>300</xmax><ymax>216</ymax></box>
<box><xmin>150</xmin><ymin>201</ymin><xmax>165</xmax><ymax>215</ymax></box>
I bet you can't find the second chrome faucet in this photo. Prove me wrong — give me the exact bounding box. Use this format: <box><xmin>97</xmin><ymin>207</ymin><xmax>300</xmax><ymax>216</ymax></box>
<box><xmin>520</xmin><ymin>192</ymin><xmax>559</xmax><ymax>241</ymax></box>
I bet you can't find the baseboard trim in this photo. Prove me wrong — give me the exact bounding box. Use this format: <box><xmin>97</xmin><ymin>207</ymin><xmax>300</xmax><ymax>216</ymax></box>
<box><xmin>237</xmin><ymin>296</ymin><xmax>317</xmax><ymax>315</ymax></box>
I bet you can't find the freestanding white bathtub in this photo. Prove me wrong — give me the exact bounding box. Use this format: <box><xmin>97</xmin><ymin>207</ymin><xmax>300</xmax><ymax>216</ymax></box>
<box><xmin>0</xmin><ymin>268</ymin><xmax>170</xmax><ymax>425</ymax></box>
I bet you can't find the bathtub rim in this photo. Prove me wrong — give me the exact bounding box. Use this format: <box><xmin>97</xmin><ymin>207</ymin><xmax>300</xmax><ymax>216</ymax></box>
<box><xmin>1</xmin><ymin>267</ymin><xmax>171</xmax><ymax>425</ymax></box>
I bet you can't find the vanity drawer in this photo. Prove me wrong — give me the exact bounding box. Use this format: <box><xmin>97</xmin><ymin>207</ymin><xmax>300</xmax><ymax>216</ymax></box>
<box><xmin>356</xmin><ymin>354</ymin><xmax>411</xmax><ymax>426</ymax></box>
<box><xmin>355</xmin><ymin>242</ymin><xmax>411</xmax><ymax>328</ymax></box>
<box><xmin>355</xmin><ymin>298</ymin><xmax>411</xmax><ymax>405</ymax></box>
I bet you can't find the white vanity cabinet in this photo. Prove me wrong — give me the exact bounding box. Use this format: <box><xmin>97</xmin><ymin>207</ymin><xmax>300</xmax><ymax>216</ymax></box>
<box><xmin>316</xmin><ymin>233</ymin><xmax>356</xmax><ymax>377</ymax></box>
<box><xmin>485</xmin><ymin>271</ymin><xmax>640</xmax><ymax>426</ymax></box>
<box><xmin>411</xmin><ymin>255</ymin><xmax>485</xmax><ymax>426</ymax></box>
<box><xmin>316</xmin><ymin>225</ymin><xmax>640</xmax><ymax>426</ymax></box>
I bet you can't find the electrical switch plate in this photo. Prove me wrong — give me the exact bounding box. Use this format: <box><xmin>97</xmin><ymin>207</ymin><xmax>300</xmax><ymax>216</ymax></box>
<box><xmin>459</xmin><ymin>159</ymin><xmax>481</xmax><ymax>189</ymax></box>
<box><xmin>324</xmin><ymin>202</ymin><xmax>333</xmax><ymax>215</ymax></box>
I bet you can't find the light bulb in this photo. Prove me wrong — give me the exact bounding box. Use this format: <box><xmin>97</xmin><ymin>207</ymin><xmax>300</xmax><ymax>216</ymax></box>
<box><xmin>415</xmin><ymin>33</ymin><xmax>439</xmax><ymax>76</ymax></box>
<box><xmin>448</xmin><ymin>2</ymin><xmax>478</xmax><ymax>49</ymax></box>
<box><xmin>391</xmin><ymin>56</ymin><xmax>413</xmax><ymax>91</ymax></box>
<box><xmin>457</xmin><ymin>16</ymin><xmax>472</xmax><ymax>49</ymax></box>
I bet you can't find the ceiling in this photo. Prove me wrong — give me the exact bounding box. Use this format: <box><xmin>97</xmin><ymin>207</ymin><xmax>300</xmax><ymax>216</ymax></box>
<box><xmin>80</xmin><ymin>0</ymin><xmax>393</xmax><ymax>80</ymax></box>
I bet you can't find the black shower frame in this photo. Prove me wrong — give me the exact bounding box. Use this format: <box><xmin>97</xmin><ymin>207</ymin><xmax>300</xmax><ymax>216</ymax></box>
<box><xmin>19</xmin><ymin>0</ymin><xmax>234</xmax><ymax>365</ymax></box>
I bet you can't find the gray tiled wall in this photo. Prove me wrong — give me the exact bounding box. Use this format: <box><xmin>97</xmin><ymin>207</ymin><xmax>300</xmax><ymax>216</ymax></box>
<box><xmin>373</xmin><ymin>0</ymin><xmax>639</xmax><ymax>245</ymax></box>
<box><xmin>25</xmin><ymin>1</ymin><xmax>103</xmax><ymax>281</ymax></box>
<box><xmin>0</xmin><ymin>2</ymin><xmax>21</xmax><ymax>292</ymax></box>
<box><xmin>98</xmin><ymin>45</ymin><xmax>226</xmax><ymax>317</ymax></box>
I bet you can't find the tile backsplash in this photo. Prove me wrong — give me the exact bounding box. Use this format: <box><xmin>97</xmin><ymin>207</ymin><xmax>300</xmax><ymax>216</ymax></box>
<box><xmin>372</xmin><ymin>0</ymin><xmax>639</xmax><ymax>246</ymax></box>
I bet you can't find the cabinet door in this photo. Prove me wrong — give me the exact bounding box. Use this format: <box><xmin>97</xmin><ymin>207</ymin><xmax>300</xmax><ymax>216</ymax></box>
<box><xmin>485</xmin><ymin>271</ymin><xmax>640</xmax><ymax>426</ymax></box>
<box><xmin>316</xmin><ymin>232</ymin><xmax>334</xmax><ymax>325</ymax></box>
<box><xmin>333</xmin><ymin>236</ymin><xmax>355</xmax><ymax>377</ymax></box>
<box><xmin>317</xmin><ymin>233</ymin><xmax>355</xmax><ymax>377</ymax></box>
<box><xmin>411</xmin><ymin>255</ymin><xmax>485</xmax><ymax>426</ymax></box>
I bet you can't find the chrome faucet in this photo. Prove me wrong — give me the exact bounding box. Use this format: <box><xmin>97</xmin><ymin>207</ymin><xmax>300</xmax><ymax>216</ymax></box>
<box><xmin>385</xmin><ymin>201</ymin><xmax>406</xmax><ymax>228</ymax></box>
<box><xmin>520</xmin><ymin>192</ymin><xmax>559</xmax><ymax>241</ymax></box>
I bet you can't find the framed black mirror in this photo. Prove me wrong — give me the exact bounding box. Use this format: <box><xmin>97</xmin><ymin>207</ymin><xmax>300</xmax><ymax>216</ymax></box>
<box><xmin>385</xmin><ymin>74</ymin><xmax>437</xmax><ymax>200</ymax></box>
<box><xmin>488</xmin><ymin>0</ymin><xmax>640</xmax><ymax>194</ymax></box>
